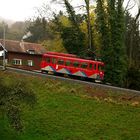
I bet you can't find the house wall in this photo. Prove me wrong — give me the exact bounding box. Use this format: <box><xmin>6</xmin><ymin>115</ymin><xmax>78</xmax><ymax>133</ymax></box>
<box><xmin>7</xmin><ymin>52</ymin><xmax>42</xmax><ymax>71</ymax></box>
<box><xmin>0</xmin><ymin>57</ymin><xmax>3</xmax><ymax>65</ymax></box>
<box><xmin>0</xmin><ymin>48</ymin><xmax>4</xmax><ymax>65</ymax></box>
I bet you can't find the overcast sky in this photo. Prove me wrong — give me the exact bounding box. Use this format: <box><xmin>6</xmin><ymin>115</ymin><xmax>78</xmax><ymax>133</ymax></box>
<box><xmin>0</xmin><ymin>0</ymin><xmax>48</xmax><ymax>21</ymax></box>
<box><xmin>0</xmin><ymin>0</ymin><xmax>139</xmax><ymax>21</ymax></box>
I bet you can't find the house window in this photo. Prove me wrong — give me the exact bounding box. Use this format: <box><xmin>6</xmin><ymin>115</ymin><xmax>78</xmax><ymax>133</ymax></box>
<box><xmin>27</xmin><ymin>60</ymin><xmax>34</xmax><ymax>66</ymax></box>
<box><xmin>27</xmin><ymin>50</ymin><xmax>35</xmax><ymax>54</ymax></box>
<box><xmin>13</xmin><ymin>59</ymin><xmax>22</xmax><ymax>65</ymax></box>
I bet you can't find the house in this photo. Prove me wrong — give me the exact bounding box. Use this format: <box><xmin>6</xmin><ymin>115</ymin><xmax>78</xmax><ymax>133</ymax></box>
<box><xmin>0</xmin><ymin>39</ymin><xmax>47</xmax><ymax>71</ymax></box>
<box><xmin>0</xmin><ymin>43</ymin><xmax>7</xmax><ymax>67</ymax></box>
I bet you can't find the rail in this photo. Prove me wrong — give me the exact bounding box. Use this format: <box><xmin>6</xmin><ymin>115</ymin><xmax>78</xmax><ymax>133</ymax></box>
<box><xmin>0</xmin><ymin>66</ymin><xmax>140</xmax><ymax>94</ymax></box>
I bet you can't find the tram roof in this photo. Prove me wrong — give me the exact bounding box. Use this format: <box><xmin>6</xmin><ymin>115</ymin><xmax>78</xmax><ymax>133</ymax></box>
<box><xmin>43</xmin><ymin>53</ymin><xmax>104</xmax><ymax>65</ymax></box>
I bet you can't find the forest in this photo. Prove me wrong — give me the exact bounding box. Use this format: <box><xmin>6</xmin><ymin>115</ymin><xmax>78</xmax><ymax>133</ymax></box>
<box><xmin>0</xmin><ymin>0</ymin><xmax>140</xmax><ymax>90</ymax></box>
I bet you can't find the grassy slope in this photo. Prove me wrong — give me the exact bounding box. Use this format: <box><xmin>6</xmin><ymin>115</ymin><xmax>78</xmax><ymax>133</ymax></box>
<box><xmin>0</xmin><ymin>71</ymin><xmax>140</xmax><ymax>140</ymax></box>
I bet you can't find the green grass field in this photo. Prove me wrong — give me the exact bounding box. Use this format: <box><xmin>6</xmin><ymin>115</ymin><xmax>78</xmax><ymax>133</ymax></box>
<box><xmin>0</xmin><ymin>71</ymin><xmax>140</xmax><ymax>140</ymax></box>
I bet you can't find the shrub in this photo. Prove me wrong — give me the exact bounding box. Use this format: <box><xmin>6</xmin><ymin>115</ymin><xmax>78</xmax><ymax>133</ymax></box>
<box><xmin>126</xmin><ymin>68</ymin><xmax>140</xmax><ymax>90</ymax></box>
<box><xmin>0</xmin><ymin>79</ymin><xmax>36</xmax><ymax>132</ymax></box>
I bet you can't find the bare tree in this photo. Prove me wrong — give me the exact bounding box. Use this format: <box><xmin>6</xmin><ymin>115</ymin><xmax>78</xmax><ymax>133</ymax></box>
<box><xmin>34</xmin><ymin>3</ymin><xmax>53</xmax><ymax>20</ymax></box>
<box><xmin>126</xmin><ymin>0</ymin><xmax>140</xmax><ymax>68</ymax></box>
<box><xmin>134</xmin><ymin>0</ymin><xmax>140</xmax><ymax>21</ymax></box>
<box><xmin>124</xmin><ymin>0</ymin><xmax>136</xmax><ymax>12</ymax></box>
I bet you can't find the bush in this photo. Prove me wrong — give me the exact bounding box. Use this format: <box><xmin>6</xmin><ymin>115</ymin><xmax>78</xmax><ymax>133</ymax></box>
<box><xmin>0</xmin><ymin>79</ymin><xmax>36</xmax><ymax>132</ymax></box>
<box><xmin>126</xmin><ymin>68</ymin><xmax>140</xmax><ymax>90</ymax></box>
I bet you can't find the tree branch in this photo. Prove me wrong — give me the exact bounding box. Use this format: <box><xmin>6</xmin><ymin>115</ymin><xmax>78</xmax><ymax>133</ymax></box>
<box><xmin>135</xmin><ymin>8</ymin><xmax>140</xmax><ymax>22</ymax></box>
<box><xmin>126</xmin><ymin>3</ymin><xmax>136</xmax><ymax>12</ymax></box>
<box><xmin>124</xmin><ymin>0</ymin><xmax>131</xmax><ymax>12</ymax></box>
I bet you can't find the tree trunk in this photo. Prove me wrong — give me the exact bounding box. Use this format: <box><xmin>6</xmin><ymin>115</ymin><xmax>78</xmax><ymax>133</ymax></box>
<box><xmin>84</xmin><ymin>0</ymin><xmax>92</xmax><ymax>50</ymax></box>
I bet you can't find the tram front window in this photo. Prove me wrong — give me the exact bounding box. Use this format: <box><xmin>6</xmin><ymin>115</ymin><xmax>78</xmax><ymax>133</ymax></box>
<box><xmin>98</xmin><ymin>64</ymin><xmax>104</xmax><ymax>71</ymax></box>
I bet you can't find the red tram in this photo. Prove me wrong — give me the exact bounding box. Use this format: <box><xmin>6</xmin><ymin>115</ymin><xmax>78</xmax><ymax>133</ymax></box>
<box><xmin>41</xmin><ymin>52</ymin><xmax>104</xmax><ymax>80</ymax></box>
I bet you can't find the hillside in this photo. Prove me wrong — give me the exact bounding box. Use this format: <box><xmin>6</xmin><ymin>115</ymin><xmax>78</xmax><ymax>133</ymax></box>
<box><xmin>0</xmin><ymin>17</ymin><xmax>14</xmax><ymax>26</ymax></box>
<box><xmin>0</xmin><ymin>71</ymin><xmax>140</xmax><ymax>140</ymax></box>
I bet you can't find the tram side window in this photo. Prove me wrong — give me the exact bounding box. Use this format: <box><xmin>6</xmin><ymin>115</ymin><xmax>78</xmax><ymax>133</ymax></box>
<box><xmin>73</xmin><ymin>62</ymin><xmax>79</xmax><ymax>67</ymax></box>
<box><xmin>81</xmin><ymin>63</ymin><xmax>88</xmax><ymax>69</ymax></box>
<box><xmin>89</xmin><ymin>63</ymin><xmax>96</xmax><ymax>70</ymax></box>
<box><xmin>94</xmin><ymin>64</ymin><xmax>96</xmax><ymax>70</ymax></box>
<box><xmin>46</xmin><ymin>57</ymin><xmax>51</xmax><ymax>63</ymax></box>
<box><xmin>52</xmin><ymin>58</ymin><xmax>57</xmax><ymax>64</ymax></box>
<box><xmin>89</xmin><ymin>63</ymin><xmax>92</xmax><ymax>69</ymax></box>
<box><xmin>57</xmin><ymin>59</ymin><xmax>64</xmax><ymax>65</ymax></box>
<box><xmin>65</xmin><ymin>60</ymin><xmax>71</xmax><ymax>66</ymax></box>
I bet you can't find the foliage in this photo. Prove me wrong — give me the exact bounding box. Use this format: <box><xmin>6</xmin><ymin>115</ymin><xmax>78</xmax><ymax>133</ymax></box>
<box><xmin>42</xmin><ymin>35</ymin><xmax>67</xmax><ymax>52</ymax></box>
<box><xmin>84</xmin><ymin>0</ymin><xmax>94</xmax><ymax>52</ymax></box>
<box><xmin>62</xmin><ymin>0</ymin><xmax>86</xmax><ymax>56</ymax></box>
<box><xmin>126</xmin><ymin>67</ymin><xmax>140</xmax><ymax>90</ymax></box>
<box><xmin>63</xmin><ymin>0</ymin><xmax>80</xmax><ymax>29</ymax></box>
<box><xmin>125</xmin><ymin>12</ymin><xmax>140</xmax><ymax>69</ymax></box>
<box><xmin>24</xmin><ymin>17</ymin><xmax>54</xmax><ymax>43</ymax></box>
<box><xmin>8</xmin><ymin>21</ymin><xmax>29</xmax><ymax>40</ymax></box>
<box><xmin>0</xmin><ymin>22</ymin><xmax>8</xmax><ymax>39</ymax></box>
<box><xmin>61</xmin><ymin>26</ymin><xmax>85</xmax><ymax>55</ymax></box>
<box><xmin>0</xmin><ymin>77</ymin><xmax>36</xmax><ymax>132</ymax></box>
<box><xmin>124</xmin><ymin>12</ymin><xmax>140</xmax><ymax>90</ymax></box>
<box><xmin>96</xmin><ymin>0</ymin><xmax>111</xmax><ymax>82</ymax></box>
<box><xmin>0</xmin><ymin>0</ymin><xmax>139</xmax><ymax>89</ymax></box>
<box><xmin>96</xmin><ymin>0</ymin><xmax>127</xmax><ymax>86</ymax></box>
<box><xmin>0</xmin><ymin>21</ymin><xmax>27</xmax><ymax>41</ymax></box>
<box><xmin>59</xmin><ymin>15</ymin><xmax>71</xmax><ymax>27</ymax></box>
<box><xmin>80</xmin><ymin>5</ymin><xmax>100</xmax><ymax>59</ymax></box>
<box><xmin>53</xmin><ymin>1</ymin><xmax>86</xmax><ymax>56</ymax></box>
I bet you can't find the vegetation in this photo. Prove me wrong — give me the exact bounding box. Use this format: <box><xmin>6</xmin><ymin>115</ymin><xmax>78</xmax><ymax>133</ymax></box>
<box><xmin>124</xmin><ymin>12</ymin><xmax>140</xmax><ymax>90</ymax></box>
<box><xmin>23</xmin><ymin>0</ymin><xmax>140</xmax><ymax>90</ymax></box>
<box><xmin>0</xmin><ymin>0</ymin><xmax>139</xmax><ymax>89</ymax></box>
<box><xmin>0</xmin><ymin>73</ymin><xmax>36</xmax><ymax>132</ymax></box>
<box><xmin>0</xmin><ymin>71</ymin><xmax>140</xmax><ymax>140</ymax></box>
<box><xmin>0</xmin><ymin>21</ymin><xmax>28</xmax><ymax>41</ymax></box>
<box><xmin>53</xmin><ymin>1</ymin><xmax>86</xmax><ymax>56</ymax></box>
<box><xmin>0</xmin><ymin>1</ymin><xmax>140</xmax><ymax>139</ymax></box>
<box><xmin>24</xmin><ymin>17</ymin><xmax>54</xmax><ymax>43</ymax></box>
<box><xmin>96</xmin><ymin>0</ymin><xmax>127</xmax><ymax>86</ymax></box>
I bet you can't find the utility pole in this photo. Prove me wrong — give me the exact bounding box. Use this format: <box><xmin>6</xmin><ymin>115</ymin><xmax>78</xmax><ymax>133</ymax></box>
<box><xmin>3</xmin><ymin>23</ymin><xmax>6</xmax><ymax>70</ymax></box>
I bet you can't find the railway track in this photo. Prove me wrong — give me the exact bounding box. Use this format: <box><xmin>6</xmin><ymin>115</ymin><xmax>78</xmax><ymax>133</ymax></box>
<box><xmin>1</xmin><ymin>66</ymin><xmax>140</xmax><ymax>94</ymax></box>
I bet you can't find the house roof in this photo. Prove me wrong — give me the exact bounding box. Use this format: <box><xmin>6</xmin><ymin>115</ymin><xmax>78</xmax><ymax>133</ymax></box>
<box><xmin>0</xmin><ymin>39</ymin><xmax>47</xmax><ymax>55</ymax></box>
<box><xmin>0</xmin><ymin>43</ymin><xmax>8</xmax><ymax>52</ymax></box>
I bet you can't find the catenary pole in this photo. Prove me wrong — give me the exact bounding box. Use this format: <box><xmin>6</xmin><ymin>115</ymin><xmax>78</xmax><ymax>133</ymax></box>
<box><xmin>3</xmin><ymin>23</ymin><xmax>6</xmax><ymax>70</ymax></box>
